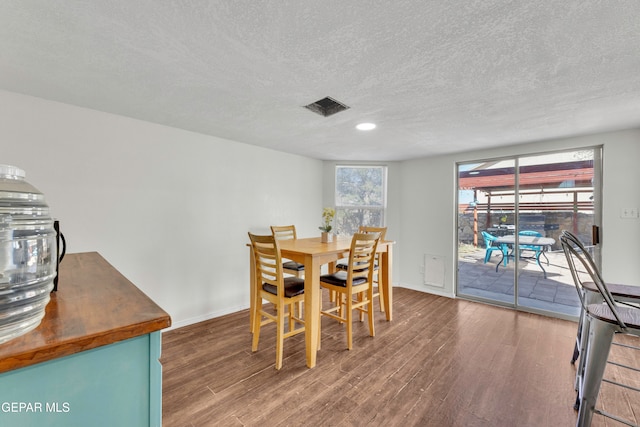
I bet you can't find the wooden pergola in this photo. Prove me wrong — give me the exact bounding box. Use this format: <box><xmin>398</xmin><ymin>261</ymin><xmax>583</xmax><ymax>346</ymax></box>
<box><xmin>459</xmin><ymin>160</ymin><xmax>595</xmax><ymax>246</ymax></box>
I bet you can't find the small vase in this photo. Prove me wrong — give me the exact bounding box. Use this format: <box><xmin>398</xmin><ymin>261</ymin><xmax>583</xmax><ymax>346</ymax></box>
<box><xmin>321</xmin><ymin>232</ymin><xmax>333</xmax><ymax>243</ymax></box>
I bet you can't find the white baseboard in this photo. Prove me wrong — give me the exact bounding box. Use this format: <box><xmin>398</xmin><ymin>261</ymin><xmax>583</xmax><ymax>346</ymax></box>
<box><xmin>395</xmin><ymin>283</ymin><xmax>454</xmax><ymax>298</ymax></box>
<box><xmin>163</xmin><ymin>284</ymin><xmax>455</xmax><ymax>333</ymax></box>
<box><xmin>164</xmin><ymin>304</ymin><xmax>249</xmax><ymax>331</ymax></box>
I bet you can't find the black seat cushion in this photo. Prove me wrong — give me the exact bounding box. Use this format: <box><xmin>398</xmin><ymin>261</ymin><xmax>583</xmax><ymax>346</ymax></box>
<box><xmin>263</xmin><ymin>277</ymin><xmax>305</xmax><ymax>298</ymax></box>
<box><xmin>336</xmin><ymin>262</ymin><xmax>348</xmax><ymax>271</ymax></box>
<box><xmin>320</xmin><ymin>271</ymin><xmax>367</xmax><ymax>287</ymax></box>
<box><xmin>283</xmin><ymin>261</ymin><xmax>305</xmax><ymax>271</ymax></box>
<box><xmin>336</xmin><ymin>261</ymin><xmax>377</xmax><ymax>272</ymax></box>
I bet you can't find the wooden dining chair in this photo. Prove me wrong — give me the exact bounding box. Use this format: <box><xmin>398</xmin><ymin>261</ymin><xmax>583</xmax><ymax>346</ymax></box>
<box><xmin>248</xmin><ymin>232</ymin><xmax>305</xmax><ymax>370</ymax></box>
<box><xmin>320</xmin><ymin>232</ymin><xmax>380</xmax><ymax>350</ymax></box>
<box><xmin>336</xmin><ymin>226</ymin><xmax>387</xmax><ymax>312</ymax></box>
<box><xmin>270</xmin><ymin>225</ymin><xmax>305</xmax><ymax>278</ymax></box>
<box><xmin>560</xmin><ymin>230</ymin><xmax>640</xmax><ymax>426</ymax></box>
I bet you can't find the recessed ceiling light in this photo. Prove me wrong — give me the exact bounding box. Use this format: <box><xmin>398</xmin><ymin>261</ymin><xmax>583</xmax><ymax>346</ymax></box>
<box><xmin>356</xmin><ymin>122</ymin><xmax>376</xmax><ymax>131</ymax></box>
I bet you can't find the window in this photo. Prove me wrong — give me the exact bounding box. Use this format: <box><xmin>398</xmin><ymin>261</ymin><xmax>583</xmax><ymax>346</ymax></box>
<box><xmin>334</xmin><ymin>165</ymin><xmax>387</xmax><ymax>235</ymax></box>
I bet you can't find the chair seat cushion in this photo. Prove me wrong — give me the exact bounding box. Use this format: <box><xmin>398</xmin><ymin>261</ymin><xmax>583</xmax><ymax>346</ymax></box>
<box><xmin>320</xmin><ymin>271</ymin><xmax>367</xmax><ymax>287</ymax></box>
<box><xmin>336</xmin><ymin>262</ymin><xmax>377</xmax><ymax>272</ymax></box>
<box><xmin>583</xmin><ymin>281</ymin><xmax>640</xmax><ymax>299</ymax></box>
<box><xmin>588</xmin><ymin>303</ymin><xmax>640</xmax><ymax>328</ymax></box>
<box><xmin>283</xmin><ymin>261</ymin><xmax>305</xmax><ymax>271</ymax></box>
<box><xmin>263</xmin><ymin>277</ymin><xmax>305</xmax><ymax>298</ymax></box>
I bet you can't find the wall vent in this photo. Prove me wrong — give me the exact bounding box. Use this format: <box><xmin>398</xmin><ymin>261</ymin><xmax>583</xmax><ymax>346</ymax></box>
<box><xmin>424</xmin><ymin>254</ymin><xmax>445</xmax><ymax>288</ymax></box>
<box><xmin>304</xmin><ymin>96</ymin><xmax>349</xmax><ymax>117</ymax></box>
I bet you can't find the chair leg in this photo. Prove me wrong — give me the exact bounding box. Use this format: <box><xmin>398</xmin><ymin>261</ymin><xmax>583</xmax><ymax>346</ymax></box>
<box><xmin>572</xmin><ymin>309</ymin><xmax>584</xmax><ymax>365</ymax></box>
<box><xmin>368</xmin><ymin>288</ymin><xmax>375</xmax><ymax>338</ymax></box>
<box><xmin>275</xmin><ymin>303</ymin><xmax>285</xmax><ymax>370</ymax></box>
<box><xmin>576</xmin><ymin>320</ymin><xmax>615</xmax><ymax>426</ymax></box>
<box><xmin>573</xmin><ymin>314</ymin><xmax>590</xmax><ymax>410</ymax></box>
<box><xmin>346</xmin><ymin>294</ymin><xmax>353</xmax><ymax>350</ymax></box>
<box><xmin>571</xmin><ymin>344</ymin><xmax>580</xmax><ymax>365</ymax></box>
<box><xmin>288</xmin><ymin>302</ymin><xmax>295</xmax><ymax>333</ymax></box>
<box><xmin>574</xmin><ymin>291</ymin><xmax>601</xmax><ymax>392</ymax></box>
<box><xmin>575</xmin><ymin>314</ymin><xmax>590</xmax><ymax>393</ymax></box>
<box><xmin>252</xmin><ymin>304</ymin><xmax>262</xmax><ymax>352</ymax></box>
<box><xmin>318</xmin><ymin>292</ymin><xmax>322</xmax><ymax>351</ymax></box>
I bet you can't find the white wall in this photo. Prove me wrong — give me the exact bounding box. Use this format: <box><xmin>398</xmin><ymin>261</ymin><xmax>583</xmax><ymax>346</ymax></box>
<box><xmin>0</xmin><ymin>90</ymin><xmax>323</xmax><ymax>329</ymax></box>
<box><xmin>4</xmin><ymin>89</ymin><xmax>638</xmax><ymax>328</ymax></box>
<box><xmin>397</xmin><ymin>130</ymin><xmax>640</xmax><ymax>297</ymax></box>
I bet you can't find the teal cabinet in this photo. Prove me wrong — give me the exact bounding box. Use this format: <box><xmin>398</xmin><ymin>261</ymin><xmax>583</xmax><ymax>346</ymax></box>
<box><xmin>0</xmin><ymin>253</ymin><xmax>170</xmax><ymax>427</ymax></box>
<box><xmin>0</xmin><ymin>331</ymin><xmax>163</xmax><ymax>426</ymax></box>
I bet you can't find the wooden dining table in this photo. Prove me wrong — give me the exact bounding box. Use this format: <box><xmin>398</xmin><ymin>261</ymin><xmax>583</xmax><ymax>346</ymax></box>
<box><xmin>249</xmin><ymin>236</ymin><xmax>394</xmax><ymax>368</ymax></box>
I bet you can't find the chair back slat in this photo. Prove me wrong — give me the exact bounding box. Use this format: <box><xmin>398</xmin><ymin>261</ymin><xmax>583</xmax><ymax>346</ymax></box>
<box><xmin>348</xmin><ymin>232</ymin><xmax>380</xmax><ymax>282</ymax></box>
<box><xmin>270</xmin><ymin>225</ymin><xmax>297</xmax><ymax>241</ymax></box>
<box><xmin>249</xmin><ymin>233</ymin><xmax>283</xmax><ymax>292</ymax></box>
<box><xmin>358</xmin><ymin>226</ymin><xmax>387</xmax><ymax>241</ymax></box>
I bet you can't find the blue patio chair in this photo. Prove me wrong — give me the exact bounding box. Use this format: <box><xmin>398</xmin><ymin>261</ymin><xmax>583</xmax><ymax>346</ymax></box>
<box><xmin>481</xmin><ymin>231</ymin><xmax>509</xmax><ymax>266</ymax></box>
<box><xmin>518</xmin><ymin>230</ymin><xmax>549</xmax><ymax>266</ymax></box>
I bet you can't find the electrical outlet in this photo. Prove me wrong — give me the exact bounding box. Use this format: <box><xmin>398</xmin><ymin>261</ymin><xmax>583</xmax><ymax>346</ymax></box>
<box><xmin>621</xmin><ymin>207</ymin><xmax>639</xmax><ymax>218</ymax></box>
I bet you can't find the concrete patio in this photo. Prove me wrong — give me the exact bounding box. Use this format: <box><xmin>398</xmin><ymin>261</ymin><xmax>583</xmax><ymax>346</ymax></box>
<box><xmin>457</xmin><ymin>244</ymin><xmax>581</xmax><ymax>317</ymax></box>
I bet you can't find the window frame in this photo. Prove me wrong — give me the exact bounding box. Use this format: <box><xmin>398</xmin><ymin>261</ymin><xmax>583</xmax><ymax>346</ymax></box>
<box><xmin>334</xmin><ymin>165</ymin><xmax>388</xmax><ymax>235</ymax></box>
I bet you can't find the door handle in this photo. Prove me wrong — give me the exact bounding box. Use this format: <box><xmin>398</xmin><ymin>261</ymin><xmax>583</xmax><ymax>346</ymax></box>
<box><xmin>592</xmin><ymin>225</ymin><xmax>600</xmax><ymax>245</ymax></box>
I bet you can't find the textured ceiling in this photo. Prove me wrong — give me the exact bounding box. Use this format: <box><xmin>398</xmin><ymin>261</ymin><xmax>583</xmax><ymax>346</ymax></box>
<box><xmin>1</xmin><ymin>1</ymin><xmax>640</xmax><ymax>161</ymax></box>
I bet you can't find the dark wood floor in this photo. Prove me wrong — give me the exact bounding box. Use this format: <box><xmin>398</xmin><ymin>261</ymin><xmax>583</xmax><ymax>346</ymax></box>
<box><xmin>162</xmin><ymin>287</ymin><xmax>640</xmax><ymax>426</ymax></box>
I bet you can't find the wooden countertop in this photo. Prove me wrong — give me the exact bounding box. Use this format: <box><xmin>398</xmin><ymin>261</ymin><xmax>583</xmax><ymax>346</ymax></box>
<box><xmin>0</xmin><ymin>252</ymin><xmax>171</xmax><ymax>374</ymax></box>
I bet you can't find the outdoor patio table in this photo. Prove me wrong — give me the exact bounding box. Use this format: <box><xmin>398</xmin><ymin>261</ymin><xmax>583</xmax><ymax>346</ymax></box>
<box><xmin>494</xmin><ymin>235</ymin><xmax>555</xmax><ymax>278</ymax></box>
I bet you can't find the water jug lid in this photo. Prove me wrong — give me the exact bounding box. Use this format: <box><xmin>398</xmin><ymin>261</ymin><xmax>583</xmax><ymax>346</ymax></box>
<box><xmin>0</xmin><ymin>164</ymin><xmax>26</xmax><ymax>179</ymax></box>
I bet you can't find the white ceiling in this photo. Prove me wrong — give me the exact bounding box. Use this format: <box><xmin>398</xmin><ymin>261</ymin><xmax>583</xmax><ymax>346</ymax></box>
<box><xmin>2</xmin><ymin>1</ymin><xmax>640</xmax><ymax>161</ymax></box>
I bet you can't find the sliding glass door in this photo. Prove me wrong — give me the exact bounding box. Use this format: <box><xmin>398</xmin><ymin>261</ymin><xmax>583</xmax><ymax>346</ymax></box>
<box><xmin>456</xmin><ymin>148</ymin><xmax>600</xmax><ymax>319</ymax></box>
<box><xmin>457</xmin><ymin>159</ymin><xmax>516</xmax><ymax>304</ymax></box>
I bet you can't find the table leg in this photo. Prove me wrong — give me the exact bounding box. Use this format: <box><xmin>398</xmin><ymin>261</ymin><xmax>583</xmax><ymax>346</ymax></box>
<box><xmin>495</xmin><ymin>246</ymin><xmax>511</xmax><ymax>272</ymax></box>
<box><xmin>380</xmin><ymin>245</ymin><xmax>393</xmax><ymax>321</ymax></box>
<box><xmin>536</xmin><ymin>250</ymin><xmax>548</xmax><ymax>279</ymax></box>
<box><xmin>304</xmin><ymin>255</ymin><xmax>320</xmax><ymax>368</ymax></box>
<box><xmin>495</xmin><ymin>255</ymin><xmax>503</xmax><ymax>272</ymax></box>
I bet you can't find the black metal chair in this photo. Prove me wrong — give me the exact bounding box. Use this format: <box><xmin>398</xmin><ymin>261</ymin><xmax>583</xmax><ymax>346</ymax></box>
<box><xmin>560</xmin><ymin>230</ymin><xmax>640</xmax><ymax>426</ymax></box>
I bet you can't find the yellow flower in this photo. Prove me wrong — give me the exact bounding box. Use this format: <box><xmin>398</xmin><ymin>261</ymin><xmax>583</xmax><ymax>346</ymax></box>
<box><xmin>319</xmin><ymin>207</ymin><xmax>336</xmax><ymax>232</ymax></box>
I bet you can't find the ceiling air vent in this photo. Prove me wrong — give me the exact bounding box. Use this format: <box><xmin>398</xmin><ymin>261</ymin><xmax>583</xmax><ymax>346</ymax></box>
<box><xmin>304</xmin><ymin>96</ymin><xmax>349</xmax><ymax>117</ymax></box>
